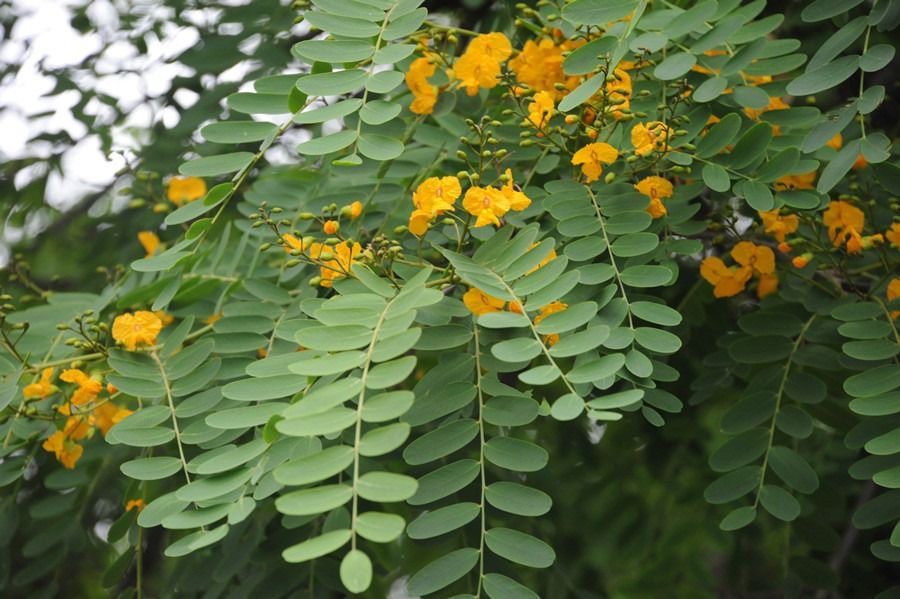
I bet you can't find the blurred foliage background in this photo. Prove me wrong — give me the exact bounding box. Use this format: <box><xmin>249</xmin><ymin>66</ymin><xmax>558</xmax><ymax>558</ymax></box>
<box><xmin>1</xmin><ymin>0</ymin><xmax>898</xmax><ymax>597</ymax></box>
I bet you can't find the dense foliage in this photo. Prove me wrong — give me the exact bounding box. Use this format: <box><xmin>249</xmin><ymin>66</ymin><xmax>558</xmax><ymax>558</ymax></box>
<box><xmin>1</xmin><ymin>0</ymin><xmax>899</xmax><ymax>597</ymax></box>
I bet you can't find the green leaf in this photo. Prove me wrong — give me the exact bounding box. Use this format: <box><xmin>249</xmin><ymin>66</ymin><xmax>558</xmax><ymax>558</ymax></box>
<box><xmin>276</xmin><ymin>484</ymin><xmax>353</xmax><ymax>516</ymax></box>
<box><xmin>484</xmin><ymin>437</ymin><xmax>548</xmax><ymax>472</ymax></box>
<box><xmin>728</xmin><ymin>335</ymin><xmax>793</xmax><ymax>364</ymax></box>
<box><xmin>483</xmin><ymin>573</ymin><xmax>540</xmax><ymax>599</ymax></box>
<box><xmin>697</xmin><ymin>113</ymin><xmax>742</xmax><ymax>158</ymax></box>
<box><xmin>485</xmin><ymin>482</ymin><xmax>552</xmax><ymax>517</ymax></box>
<box><xmin>297</xmin><ymin>69</ymin><xmax>367</xmax><ymax>96</ymax></box>
<box><xmin>357</xmin><ymin>133</ymin><xmax>404</xmax><ymax>161</ymax></box>
<box><xmin>221</xmin><ymin>374</ymin><xmax>307</xmax><ymax>401</ymax></box>
<box><xmin>654</xmin><ymin>52</ymin><xmax>697</xmax><ymax>80</ymax></box>
<box><xmin>359</xmin><ymin>422</ymin><xmax>410</xmax><ymax>457</ymax></box>
<box><xmin>362</xmin><ymin>390</ymin><xmax>415</xmax><ymax>422</ymax></box>
<box><xmin>302</xmin><ymin>11</ymin><xmax>381</xmax><ymax>37</ymax></box>
<box><xmin>728</xmin><ymin>123</ymin><xmax>772</xmax><ymax>169</ymax></box>
<box><xmin>769</xmin><ymin>446</ymin><xmax>819</xmax><ymax>494</ymax></box>
<box><xmin>357</xmin><ymin>472</ymin><xmax>418</xmax><ymax>502</ymax></box>
<box><xmin>120</xmin><ymin>457</ymin><xmax>183</xmax><ymax>481</ymax></box>
<box><xmin>620</xmin><ymin>265</ymin><xmax>672</xmax><ymax>288</ymax></box>
<box><xmin>201</xmin><ymin>121</ymin><xmax>276</xmax><ymax>144</ymax></box>
<box><xmin>282</xmin><ymin>529</ymin><xmax>351</xmax><ymax>563</ymax></box>
<box><xmin>407</xmin><ymin>502</ymin><xmax>480</xmax><ymax>539</ymax></box>
<box><xmin>801</xmin><ymin>0</ymin><xmax>865</xmax><ymax>22</ymax></box>
<box><xmin>630</xmin><ymin>301</ymin><xmax>682</xmax><ymax>326</ymax></box>
<box><xmin>567</xmin><ymin>353</ymin><xmax>626</xmax><ymax>383</ymax></box>
<box><xmin>563</xmin><ymin>36</ymin><xmax>618</xmax><ymax>75</ymax></box>
<box><xmin>408</xmin><ymin>459</ymin><xmax>480</xmax><ymax>505</ymax></box>
<box><xmin>787</xmin><ymin>55</ymin><xmax>859</xmax><ymax>96</ymax></box>
<box><xmin>817</xmin><ymin>139</ymin><xmax>861</xmax><ymax>193</ymax></box>
<box><xmin>808</xmin><ymin>16</ymin><xmax>867</xmax><ymax>71</ymax></box>
<box><xmin>485</xmin><ymin>528</ymin><xmax>555</xmax><ymax>568</ymax></box>
<box><xmin>293</xmin><ymin>99</ymin><xmax>363</xmax><ymax>125</ymax></box>
<box><xmin>292</xmin><ymin>40</ymin><xmax>375</xmax><ymax>63</ymax></box>
<box><xmin>844</xmin><ymin>365</ymin><xmax>900</xmax><ymax>398</ymax></box>
<box><xmin>175</xmin><ymin>468</ymin><xmax>252</xmax><ymax>502</ymax></box>
<box><xmin>704</xmin><ymin>467</ymin><xmax>761</xmax><ymax>504</ymax></box>
<box><xmin>277</xmin><ymin>407</ymin><xmax>357</xmax><ymax>437</ymax></box>
<box><xmin>366</xmin><ymin>355</ymin><xmax>416</xmax><ymax>389</ymax></box>
<box><xmin>406</xmin><ymin>548</ymin><xmax>480</xmax><ymax>596</ymax></box>
<box><xmin>760</xmin><ymin>484</ymin><xmax>801</xmax><ymax>521</ymax></box>
<box><xmin>720</xmin><ymin>506</ymin><xmax>757</xmax><ymax>531</ymax></box>
<box><xmin>227</xmin><ymin>92</ymin><xmax>290</xmax><ymax>114</ymax></box>
<box><xmin>297</xmin><ymin>130</ymin><xmax>358</xmax><ymax>156</ymax></box>
<box><xmin>356</xmin><ymin>511</ymin><xmax>406</xmax><ymax>543</ymax></box>
<box><xmin>205</xmin><ymin>403</ymin><xmax>287</xmax><ymax>429</ymax></box>
<box><xmin>340</xmin><ymin>550</ymin><xmax>373</xmax><ymax>594</ymax></box>
<box><xmin>736</xmin><ymin>179</ymin><xmax>774</xmax><ymax>212</ymax></box>
<box><xmin>403</xmin><ymin>419</ymin><xmax>477</xmax><ymax>465</ymax></box>
<box><xmin>164</xmin><ymin>524</ymin><xmax>229</xmax><ymax>558</ymax></box>
<box><xmin>359</xmin><ymin>100</ymin><xmax>402</xmax><ymax>125</ymax></box>
<box><xmin>693</xmin><ymin>76</ymin><xmax>729</xmax><ymax>103</ymax></box>
<box><xmin>562</xmin><ymin>0</ymin><xmax>638</xmax><ymax>26</ymax></box>
<box><xmin>274</xmin><ymin>445</ymin><xmax>354</xmax><ymax>486</ymax></box>
<box><xmin>179</xmin><ymin>152</ymin><xmax>254</xmax><ymax>177</ymax></box>
<box><xmin>702</xmin><ymin>163</ymin><xmax>731</xmax><ymax>192</ymax></box>
<box><xmin>610</xmin><ymin>232</ymin><xmax>659</xmax><ymax>257</ymax></box>
<box><xmin>709</xmin><ymin>428</ymin><xmax>769</xmax><ymax>473</ymax></box>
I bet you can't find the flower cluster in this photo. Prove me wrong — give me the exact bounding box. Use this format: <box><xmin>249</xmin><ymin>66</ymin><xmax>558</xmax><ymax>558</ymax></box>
<box><xmin>112</xmin><ymin>311</ymin><xmax>164</xmax><ymax>351</ymax></box>
<box><xmin>701</xmin><ymin>241</ymin><xmax>778</xmax><ymax>299</ymax></box>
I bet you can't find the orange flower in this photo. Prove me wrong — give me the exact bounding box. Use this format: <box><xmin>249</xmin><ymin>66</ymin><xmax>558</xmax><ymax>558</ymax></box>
<box><xmin>700</xmin><ymin>257</ymin><xmax>752</xmax><ymax>298</ymax></box>
<box><xmin>792</xmin><ymin>255</ymin><xmax>810</xmax><ymax>268</ymax></box>
<box><xmin>408</xmin><ymin>176</ymin><xmax>461</xmax><ymax>236</ymax></box>
<box><xmin>757</xmin><ymin>273</ymin><xmax>779</xmax><ymax>299</ymax></box>
<box><xmin>886</xmin><ymin>223</ymin><xmax>900</xmax><ymax>249</ymax></box>
<box><xmin>774</xmin><ymin>172</ymin><xmax>816</xmax><ymax>190</ymax></box>
<box><xmin>60</xmin><ymin>369</ymin><xmax>103</xmax><ymax>406</ymax></box>
<box><xmin>318</xmin><ymin>241</ymin><xmax>363</xmax><ymax>287</ymax></box>
<box><xmin>154</xmin><ymin>311</ymin><xmax>174</xmax><ymax>326</ymax></box>
<box><xmin>138</xmin><ymin>231</ymin><xmax>160</xmax><ymax>257</ymax></box>
<box><xmin>744</xmin><ymin>96</ymin><xmax>789</xmax><ymax>121</ymax></box>
<box><xmin>634</xmin><ymin>176</ymin><xmax>673</xmax><ymax>219</ymax></box>
<box><xmin>527</xmin><ymin>91</ymin><xmax>554</xmax><ymax>129</ymax></box>
<box><xmin>41</xmin><ymin>431</ymin><xmax>84</xmax><ymax>469</ymax></box>
<box><xmin>323</xmin><ymin>220</ymin><xmax>339</xmax><ymax>235</ymax></box>
<box><xmin>347</xmin><ymin>201</ymin><xmax>363</xmax><ymax>220</ymax></box>
<box><xmin>888</xmin><ymin>278</ymin><xmax>900</xmax><ymax>319</ymax></box>
<box><xmin>463</xmin><ymin>186</ymin><xmax>510</xmax><ymax>228</ymax></box>
<box><xmin>631</xmin><ymin>122</ymin><xmax>669</xmax><ymax>156</ymax></box>
<box><xmin>822</xmin><ymin>200</ymin><xmax>865</xmax><ymax>248</ymax></box>
<box><xmin>731</xmin><ymin>241</ymin><xmax>775</xmax><ymax>275</ymax></box>
<box><xmin>463</xmin><ymin>288</ymin><xmax>505</xmax><ymax>315</ymax></box>
<box><xmin>571</xmin><ymin>142</ymin><xmax>618</xmax><ymax>182</ymax></box>
<box><xmin>23</xmin><ymin>368</ymin><xmax>56</xmax><ymax>400</ymax></box>
<box><xmin>508</xmin><ymin>38</ymin><xmax>582</xmax><ymax>99</ymax></box>
<box><xmin>167</xmin><ymin>176</ymin><xmax>207</xmax><ymax>205</ymax></box>
<box><xmin>93</xmin><ymin>402</ymin><xmax>132</xmax><ymax>436</ymax></box>
<box><xmin>112</xmin><ymin>311</ymin><xmax>163</xmax><ymax>351</ymax></box>
<box><xmin>126</xmin><ymin>499</ymin><xmax>147</xmax><ymax>513</ymax></box>
<box><xmin>534</xmin><ymin>301</ymin><xmax>567</xmax><ymax>346</ymax></box>
<box><xmin>853</xmin><ymin>155</ymin><xmax>868</xmax><ymax>170</ymax></box>
<box><xmin>454</xmin><ymin>33</ymin><xmax>512</xmax><ymax>96</ymax></box>
<box><xmin>499</xmin><ymin>169</ymin><xmax>531</xmax><ymax>212</ymax></box>
<box><xmin>759</xmin><ymin>210</ymin><xmax>799</xmax><ymax>243</ymax></box>
<box><xmin>826</xmin><ymin>133</ymin><xmax>843</xmax><ymax>150</ymax></box>
<box><xmin>406</xmin><ymin>56</ymin><xmax>438</xmax><ymax>115</ymax></box>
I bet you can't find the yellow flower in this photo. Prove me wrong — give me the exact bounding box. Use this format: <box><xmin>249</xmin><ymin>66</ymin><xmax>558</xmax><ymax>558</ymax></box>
<box><xmin>845</xmin><ymin>229</ymin><xmax>883</xmax><ymax>254</ymax></box>
<box><xmin>888</xmin><ymin>278</ymin><xmax>900</xmax><ymax>319</ymax></box>
<box><xmin>112</xmin><ymin>311</ymin><xmax>163</xmax><ymax>351</ymax></box>
<box><xmin>126</xmin><ymin>499</ymin><xmax>146</xmax><ymax>513</ymax></box>
<box><xmin>167</xmin><ymin>176</ymin><xmax>207</xmax><ymax>206</ymax></box>
<box><xmin>508</xmin><ymin>38</ymin><xmax>581</xmax><ymax>99</ymax></box>
<box><xmin>454</xmin><ymin>33</ymin><xmax>512</xmax><ymax>96</ymax></box>
<box><xmin>406</xmin><ymin>57</ymin><xmax>439</xmax><ymax>115</ymax></box>
<box><xmin>731</xmin><ymin>241</ymin><xmax>775</xmax><ymax>275</ymax></box>
<box><xmin>571</xmin><ymin>142</ymin><xmax>618</xmax><ymax>182</ymax></box>
<box><xmin>759</xmin><ymin>210</ymin><xmax>799</xmax><ymax>243</ymax></box>
<box><xmin>93</xmin><ymin>402</ymin><xmax>132</xmax><ymax>436</ymax></box>
<box><xmin>60</xmin><ymin>369</ymin><xmax>103</xmax><ymax>406</ymax></box>
<box><xmin>463</xmin><ymin>186</ymin><xmax>510</xmax><ymax>228</ymax></box>
<box><xmin>886</xmin><ymin>223</ymin><xmax>900</xmax><ymax>249</ymax></box>
<box><xmin>757</xmin><ymin>273</ymin><xmax>779</xmax><ymax>299</ymax></box>
<box><xmin>774</xmin><ymin>172</ymin><xmax>816</xmax><ymax>190</ymax></box>
<box><xmin>826</xmin><ymin>133</ymin><xmax>843</xmax><ymax>150</ymax></box>
<box><xmin>527</xmin><ymin>91</ymin><xmax>554</xmax><ymax>129</ymax></box>
<box><xmin>634</xmin><ymin>176</ymin><xmax>673</xmax><ymax>219</ymax></box>
<box><xmin>631</xmin><ymin>122</ymin><xmax>669</xmax><ymax>156</ymax></box>
<box><xmin>822</xmin><ymin>200</ymin><xmax>865</xmax><ymax>248</ymax></box>
<box><xmin>323</xmin><ymin>220</ymin><xmax>339</xmax><ymax>235</ymax></box>
<box><xmin>408</xmin><ymin>176</ymin><xmax>461</xmax><ymax>236</ymax></box>
<box><xmin>282</xmin><ymin>233</ymin><xmax>307</xmax><ymax>253</ymax></box>
<box><xmin>527</xmin><ymin>243</ymin><xmax>557</xmax><ymax>274</ymax></box>
<box><xmin>534</xmin><ymin>301</ymin><xmax>568</xmax><ymax>346</ymax></box>
<box><xmin>348</xmin><ymin>200</ymin><xmax>363</xmax><ymax>219</ymax></box>
<box><xmin>700</xmin><ymin>257</ymin><xmax>753</xmax><ymax>298</ymax></box>
<box><xmin>23</xmin><ymin>368</ymin><xmax>56</xmax><ymax>400</ymax></box>
<box><xmin>499</xmin><ymin>169</ymin><xmax>531</xmax><ymax>212</ymax></box>
<box><xmin>463</xmin><ymin>288</ymin><xmax>505</xmax><ymax>315</ymax></box>
<box><xmin>319</xmin><ymin>241</ymin><xmax>363</xmax><ymax>287</ymax></box>
<box><xmin>42</xmin><ymin>431</ymin><xmax>83</xmax><ymax>469</ymax></box>
<box><xmin>154</xmin><ymin>311</ymin><xmax>175</xmax><ymax>326</ymax></box>
<box><xmin>744</xmin><ymin>96</ymin><xmax>789</xmax><ymax>121</ymax></box>
<box><xmin>138</xmin><ymin>231</ymin><xmax>161</xmax><ymax>257</ymax></box>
